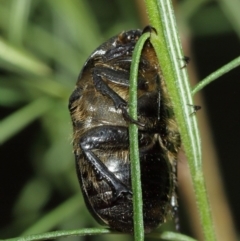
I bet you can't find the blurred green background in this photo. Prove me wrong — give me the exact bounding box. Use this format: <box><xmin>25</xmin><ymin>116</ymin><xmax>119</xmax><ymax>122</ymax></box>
<box><xmin>0</xmin><ymin>1</ymin><xmax>240</xmax><ymax>241</ymax></box>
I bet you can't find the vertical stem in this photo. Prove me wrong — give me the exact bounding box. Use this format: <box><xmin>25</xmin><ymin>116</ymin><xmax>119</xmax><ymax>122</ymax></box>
<box><xmin>129</xmin><ymin>32</ymin><xmax>150</xmax><ymax>241</ymax></box>
<box><xmin>144</xmin><ymin>0</ymin><xmax>216</xmax><ymax>240</ymax></box>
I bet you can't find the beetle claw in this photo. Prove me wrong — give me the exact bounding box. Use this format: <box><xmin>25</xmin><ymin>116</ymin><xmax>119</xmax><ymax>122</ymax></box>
<box><xmin>112</xmin><ymin>186</ymin><xmax>133</xmax><ymax>203</ymax></box>
<box><xmin>120</xmin><ymin>105</ymin><xmax>145</xmax><ymax>127</ymax></box>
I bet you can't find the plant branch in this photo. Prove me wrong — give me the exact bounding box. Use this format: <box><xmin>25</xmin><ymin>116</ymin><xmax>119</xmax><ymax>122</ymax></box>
<box><xmin>144</xmin><ymin>0</ymin><xmax>216</xmax><ymax>240</ymax></box>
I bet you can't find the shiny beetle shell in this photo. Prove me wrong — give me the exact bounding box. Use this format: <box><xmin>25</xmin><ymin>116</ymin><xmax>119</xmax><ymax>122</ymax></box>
<box><xmin>69</xmin><ymin>28</ymin><xmax>181</xmax><ymax>233</ymax></box>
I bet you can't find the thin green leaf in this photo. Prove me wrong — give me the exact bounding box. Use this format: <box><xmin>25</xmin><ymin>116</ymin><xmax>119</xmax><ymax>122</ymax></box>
<box><xmin>25</xmin><ymin>25</ymin><xmax>83</xmax><ymax>76</ymax></box>
<box><xmin>192</xmin><ymin>56</ymin><xmax>240</xmax><ymax>95</ymax></box>
<box><xmin>8</xmin><ymin>0</ymin><xmax>32</xmax><ymax>45</ymax></box>
<box><xmin>0</xmin><ymin>97</ymin><xmax>54</xmax><ymax>144</ymax></box>
<box><xmin>4</xmin><ymin>228</ymin><xmax>111</xmax><ymax>241</ymax></box>
<box><xmin>21</xmin><ymin>194</ymin><xmax>83</xmax><ymax>235</ymax></box>
<box><xmin>0</xmin><ymin>38</ymin><xmax>51</xmax><ymax>76</ymax></box>
<box><xmin>47</xmin><ymin>0</ymin><xmax>101</xmax><ymax>51</ymax></box>
<box><xmin>0</xmin><ymin>86</ymin><xmax>27</xmax><ymax>106</ymax></box>
<box><xmin>20</xmin><ymin>78</ymin><xmax>71</xmax><ymax>99</ymax></box>
<box><xmin>14</xmin><ymin>178</ymin><xmax>51</xmax><ymax>217</ymax></box>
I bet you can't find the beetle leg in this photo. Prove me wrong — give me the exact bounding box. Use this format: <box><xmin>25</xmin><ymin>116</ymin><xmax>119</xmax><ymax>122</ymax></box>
<box><xmin>68</xmin><ymin>87</ymin><xmax>82</xmax><ymax>112</ymax></box>
<box><xmin>79</xmin><ymin>126</ymin><xmax>132</xmax><ymax>201</ymax></box>
<box><xmin>93</xmin><ymin>66</ymin><xmax>147</xmax><ymax>89</ymax></box>
<box><xmin>103</xmin><ymin>44</ymin><xmax>134</xmax><ymax>62</ymax></box>
<box><xmin>92</xmin><ymin>69</ymin><xmax>127</xmax><ymax>109</ymax></box>
<box><xmin>92</xmin><ymin>68</ymin><xmax>145</xmax><ymax>127</ymax></box>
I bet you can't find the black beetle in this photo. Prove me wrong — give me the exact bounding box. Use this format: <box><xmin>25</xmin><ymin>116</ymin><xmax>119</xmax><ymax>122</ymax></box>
<box><xmin>69</xmin><ymin>28</ymin><xmax>181</xmax><ymax>233</ymax></box>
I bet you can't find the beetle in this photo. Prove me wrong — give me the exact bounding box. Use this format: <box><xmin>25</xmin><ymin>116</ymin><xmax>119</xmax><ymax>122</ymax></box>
<box><xmin>69</xmin><ymin>27</ymin><xmax>181</xmax><ymax>233</ymax></box>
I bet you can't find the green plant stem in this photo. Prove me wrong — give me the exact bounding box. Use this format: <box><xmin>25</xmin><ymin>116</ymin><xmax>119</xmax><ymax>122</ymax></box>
<box><xmin>144</xmin><ymin>0</ymin><xmax>216</xmax><ymax>240</ymax></box>
<box><xmin>192</xmin><ymin>56</ymin><xmax>240</xmax><ymax>95</ymax></box>
<box><xmin>129</xmin><ymin>31</ymin><xmax>150</xmax><ymax>241</ymax></box>
<box><xmin>2</xmin><ymin>229</ymin><xmax>111</xmax><ymax>241</ymax></box>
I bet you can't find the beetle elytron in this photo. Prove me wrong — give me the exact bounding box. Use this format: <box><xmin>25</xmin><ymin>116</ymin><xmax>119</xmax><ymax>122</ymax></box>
<box><xmin>69</xmin><ymin>27</ymin><xmax>181</xmax><ymax>233</ymax></box>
